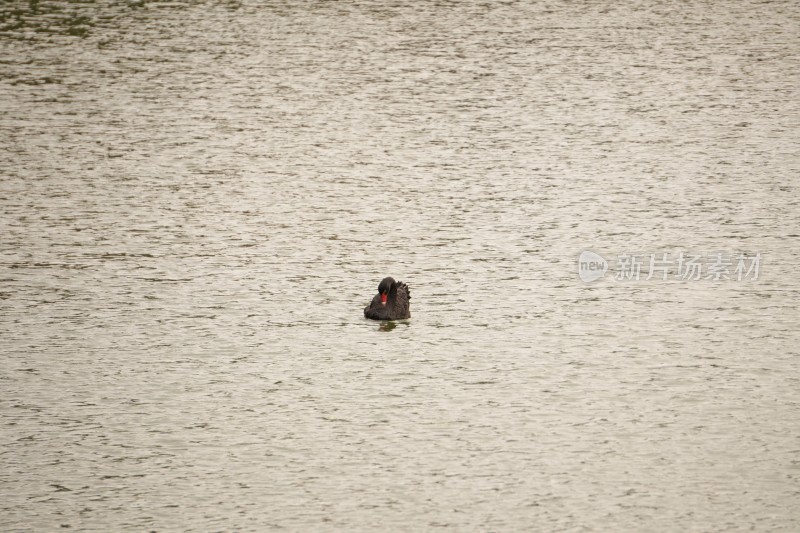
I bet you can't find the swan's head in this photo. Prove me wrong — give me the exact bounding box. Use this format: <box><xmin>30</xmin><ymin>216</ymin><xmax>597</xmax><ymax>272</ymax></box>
<box><xmin>378</xmin><ymin>277</ymin><xmax>395</xmax><ymax>305</ymax></box>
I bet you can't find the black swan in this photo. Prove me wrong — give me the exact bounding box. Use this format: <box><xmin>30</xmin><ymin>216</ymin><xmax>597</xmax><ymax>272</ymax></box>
<box><xmin>364</xmin><ymin>277</ymin><xmax>411</xmax><ymax>320</ymax></box>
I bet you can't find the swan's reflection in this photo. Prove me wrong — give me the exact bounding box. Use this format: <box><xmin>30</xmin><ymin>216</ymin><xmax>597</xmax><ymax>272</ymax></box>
<box><xmin>378</xmin><ymin>321</ymin><xmax>397</xmax><ymax>332</ymax></box>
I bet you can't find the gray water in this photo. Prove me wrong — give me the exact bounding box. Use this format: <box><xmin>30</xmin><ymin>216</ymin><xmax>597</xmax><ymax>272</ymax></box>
<box><xmin>1</xmin><ymin>1</ymin><xmax>799</xmax><ymax>531</ymax></box>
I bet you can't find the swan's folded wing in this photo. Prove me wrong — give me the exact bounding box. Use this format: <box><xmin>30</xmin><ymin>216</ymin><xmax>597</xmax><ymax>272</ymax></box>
<box><xmin>393</xmin><ymin>281</ymin><xmax>411</xmax><ymax>318</ymax></box>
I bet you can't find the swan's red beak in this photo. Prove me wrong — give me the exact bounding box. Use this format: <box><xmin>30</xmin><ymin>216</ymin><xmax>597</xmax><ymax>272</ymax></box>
<box><xmin>380</xmin><ymin>294</ymin><xmax>387</xmax><ymax>304</ymax></box>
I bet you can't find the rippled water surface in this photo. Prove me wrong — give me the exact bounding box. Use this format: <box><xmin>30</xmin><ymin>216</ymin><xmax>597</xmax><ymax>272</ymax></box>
<box><xmin>1</xmin><ymin>1</ymin><xmax>799</xmax><ymax>530</ymax></box>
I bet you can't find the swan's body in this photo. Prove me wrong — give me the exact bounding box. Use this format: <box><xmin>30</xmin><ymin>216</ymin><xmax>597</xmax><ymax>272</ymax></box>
<box><xmin>364</xmin><ymin>277</ymin><xmax>411</xmax><ymax>320</ymax></box>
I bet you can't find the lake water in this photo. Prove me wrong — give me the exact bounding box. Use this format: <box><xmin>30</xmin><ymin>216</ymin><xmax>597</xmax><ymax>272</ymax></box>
<box><xmin>1</xmin><ymin>0</ymin><xmax>798</xmax><ymax>530</ymax></box>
